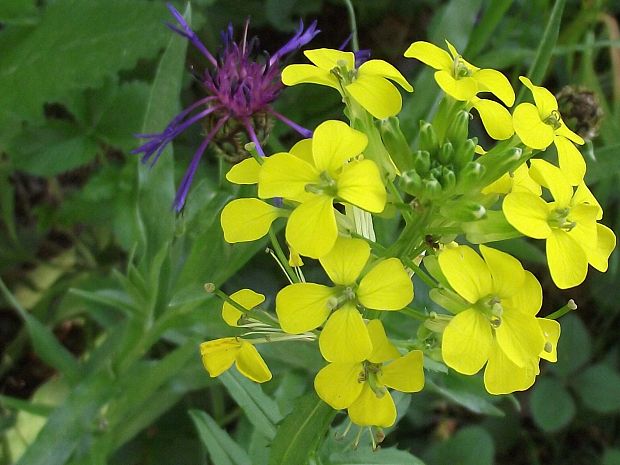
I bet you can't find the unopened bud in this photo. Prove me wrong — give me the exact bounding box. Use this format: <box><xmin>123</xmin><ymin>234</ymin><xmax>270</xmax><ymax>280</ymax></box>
<box><xmin>412</xmin><ymin>150</ymin><xmax>431</xmax><ymax>175</ymax></box>
<box><xmin>440</xmin><ymin>200</ymin><xmax>486</xmax><ymax>222</ymax></box>
<box><xmin>400</xmin><ymin>169</ymin><xmax>423</xmax><ymax>196</ymax></box>
<box><xmin>379</xmin><ymin>117</ymin><xmax>414</xmax><ymax>172</ymax></box>
<box><xmin>439</xmin><ymin>168</ymin><xmax>456</xmax><ymax>193</ymax></box>
<box><xmin>452</xmin><ymin>138</ymin><xmax>476</xmax><ymax>170</ymax></box>
<box><xmin>446</xmin><ymin>110</ymin><xmax>471</xmax><ymax>143</ymax></box>
<box><xmin>457</xmin><ymin>161</ymin><xmax>486</xmax><ymax>191</ymax></box>
<box><xmin>422</xmin><ymin>177</ymin><xmax>443</xmax><ymax>199</ymax></box>
<box><xmin>419</xmin><ymin>121</ymin><xmax>439</xmax><ymax>153</ymax></box>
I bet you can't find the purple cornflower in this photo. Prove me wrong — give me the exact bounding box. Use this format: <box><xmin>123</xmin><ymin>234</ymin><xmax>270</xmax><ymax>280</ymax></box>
<box><xmin>134</xmin><ymin>4</ymin><xmax>319</xmax><ymax>211</ymax></box>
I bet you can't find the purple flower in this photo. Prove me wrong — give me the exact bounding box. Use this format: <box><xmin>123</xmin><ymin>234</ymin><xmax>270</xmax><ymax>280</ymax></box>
<box><xmin>134</xmin><ymin>4</ymin><xmax>319</xmax><ymax>211</ymax></box>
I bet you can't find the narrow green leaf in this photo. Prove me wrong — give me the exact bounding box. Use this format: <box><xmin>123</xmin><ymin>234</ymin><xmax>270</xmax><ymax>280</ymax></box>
<box><xmin>220</xmin><ymin>370</ymin><xmax>282</xmax><ymax>440</ymax></box>
<box><xmin>0</xmin><ymin>395</ymin><xmax>53</xmax><ymax>417</ymax></box>
<box><xmin>268</xmin><ymin>392</ymin><xmax>335</xmax><ymax>465</ymax></box>
<box><xmin>329</xmin><ymin>447</ymin><xmax>426</xmax><ymax>465</ymax></box>
<box><xmin>464</xmin><ymin>0</ymin><xmax>514</xmax><ymax>58</ymax></box>
<box><xmin>189</xmin><ymin>410</ymin><xmax>252</xmax><ymax>465</ymax></box>
<box><xmin>517</xmin><ymin>0</ymin><xmax>566</xmax><ymax>102</ymax></box>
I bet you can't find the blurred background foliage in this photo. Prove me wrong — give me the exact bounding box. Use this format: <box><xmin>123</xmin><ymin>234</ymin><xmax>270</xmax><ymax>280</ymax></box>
<box><xmin>0</xmin><ymin>0</ymin><xmax>619</xmax><ymax>464</ymax></box>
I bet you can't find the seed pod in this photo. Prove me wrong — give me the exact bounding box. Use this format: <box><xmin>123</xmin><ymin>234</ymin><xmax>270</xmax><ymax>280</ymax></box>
<box><xmin>379</xmin><ymin>117</ymin><xmax>414</xmax><ymax>172</ymax></box>
<box><xmin>419</xmin><ymin>121</ymin><xmax>439</xmax><ymax>153</ymax></box>
<box><xmin>446</xmin><ymin>110</ymin><xmax>471</xmax><ymax>143</ymax></box>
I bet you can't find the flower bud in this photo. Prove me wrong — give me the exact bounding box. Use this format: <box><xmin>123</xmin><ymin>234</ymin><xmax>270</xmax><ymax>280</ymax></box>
<box><xmin>456</xmin><ymin>161</ymin><xmax>486</xmax><ymax>192</ymax></box>
<box><xmin>439</xmin><ymin>167</ymin><xmax>456</xmax><ymax>193</ymax></box>
<box><xmin>451</xmin><ymin>138</ymin><xmax>476</xmax><ymax>170</ymax></box>
<box><xmin>379</xmin><ymin>117</ymin><xmax>414</xmax><ymax>172</ymax></box>
<box><xmin>419</xmin><ymin>121</ymin><xmax>439</xmax><ymax>153</ymax></box>
<box><xmin>477</xmin><ymin>147</ymin><xmax>523</xmax><ymax>187</ymax></box>
<box><xmin>446</xmin><ymin>110</ymin><xmax>471</xmax><ymax>143</ymax></box>
<box><xmin>400</xmin><ymin>169</ymin><xmax>423</xmax><ymax>196</ymax></box>
<box><xmin>438</xmin><ymin>141</ymin><xmax>454</xmax><ymax>165</ymax></box>
<box><xmin>440</xmin><ymin>200</ymin><xmax>486</xmax><ymax>222</ymax></box>
<box><xmin>422</xmin><ymin>177</ymin><xmax>443</xmax><ymax>199</ymax></box>
<box><xmin>412</xmin><ymin>150</ymin><xmax>431</xmax><ymax>175</ymax></box>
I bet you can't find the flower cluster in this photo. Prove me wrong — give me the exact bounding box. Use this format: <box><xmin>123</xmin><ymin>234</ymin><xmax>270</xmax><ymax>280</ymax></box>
<box><xmin>186</xmin><ymin>34</ymin><xmax>616</xmax><ymax>437</ymax></box>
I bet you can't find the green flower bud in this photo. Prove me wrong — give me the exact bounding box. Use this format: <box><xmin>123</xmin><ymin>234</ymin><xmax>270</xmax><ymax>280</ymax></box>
<box><xmin>438</xmin><ymin>141</ymin><xmax>454</xmax><ymax>164</ymax></box>
<box><xmin>422</xmin><ymin>176</ymin><xmax>443</xmax><ymax>199</ymax></box>
<box><xmin>477</xmin><ymin>147</ymin><xmax>523</xmax><ymax>187</ymax></box>
<box><xmin>463</xmin><ymin>210</ymin><xmax>521</xmax><ymax>244</ymax></box>
<box><xmin>379</xmin><ymin>117</ymin><xmax>414</xmax><ymax>173</ymax></box>
<box><xmin>439</xmin><ymin>167</ymin><xmax>456</xmax><ymax>193</ymax></box>
<box><xmin>446</xmin><ymin>110</ymin><xmax>471</xmax><ymax>143</ymax></box>
<box><xmin>457</xmin><ymin>161</ymin><xmax>486</xmax><ymax>192</ymax></box>
<box><xmin>452</xmin><ymin>138</ymin><xmax>476</xmax><ymax>170</ymax></box>
<box><xmin>412</xmin><ymin>150</ymin><xmax>431</xmax><ymax>175</ymax></box>
<box><xmin>419</xmin><ymin>121</ymin><xmax>439</xmax><ymax>153</ymax></box>
<box><xmin>400</xmin><ymin>169</ymin><xmax>423</xmax><ymax>196</ymax></box>
<box><xmin>440</xmin><ymin>200</ymin><xmax>486</xmax><ymax>222</ymax></box>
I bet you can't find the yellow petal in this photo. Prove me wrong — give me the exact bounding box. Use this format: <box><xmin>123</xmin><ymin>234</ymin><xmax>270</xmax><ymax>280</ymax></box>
<box><xmin>435</xmin><ymin>70</ymin><xmax>477</xmax><ymax>101</ymax></box>
<box><xmin>519</xmin><ymin>76</ymin><xmax>558</xmax><ymax>118</ymax></box>
<box><xmin>346</xmin><ymin>74</ymin><xmax>403</xmax><ymax>119</ymax></box>
<box><xmin>275</xmin><ymin>283</ymin><xmax>334</xmax><ymax>333</ymax></box>
<box><xmin>200</xmin><ymin>338</ymin><xmax>240</xmax><ymax>377</ymax></box>
<box><xmin>285</xmin><ymin>195</ymin><xmax>338</xmax><ymax>259</ymax></box>
<box><xmin>553</xmin><ymin>136</ymin><xmax>586</xmax><ymax>186</ymax></box>
<box><xmin>288</xmin><ymin>245</ymin><xmax>304</xmax><ymax>267</ymax></box>
<box><xmin>438</xmin><ymin>246</ymin><xmax>492</xmax><ymax>304</ymax></box>
<box><xmin>226</xmin><ymin>157</ymin><xmax>261</xmax><ymax>184</ymax></box>
<box><xmin>258</xmin><ymin>152</ymin><xmax>318</xmax><ymax>203</ymax></box>
<box><xmin>588</xmin><ymin>223</ymin><xmax>616</xmax><ymax>272</ymax></box>
<box><xmin>236</xmin><ymin>341</ymin><xmax>272</xmax><ymax>383</ymax></box>
<box><xmin>289</xmin><ymin>138</ymin><xmax>314</xmax><ymax>165</ymax></box>
<box><xmin>220</xmin><ymin>198</ymin><xmax>282</xmax><ymax>243</ymax></box>
<box><xmin>319</xmin><ymin>237</ymin><xmax>370</xmax><ymax>285</ymax></box>
<box><xmin>281</xmin><ymin>63</ymin><xmax>340</xmax><ymax>89</ymax></box>
<box><xmin>555</xmin><ymin>121</ymin><xmax>585</xmax><ymax>145</ymax></box>
<box><xmin>512</xmin><ymin>103</ymin><xmax>554</xmax><ymax>149</ymax></box>
<box><xmin>505</xmin><ymin>271</ymin><xmax>543</xmax><ymax>316</ymax></box>
<box><xmin>546</xmin><ymin>230</ymin><xmax>588</xmax><ymax>289</ymax></box>
<box><xmin>495</xmin><ymin>309</ymin><xmax>544</xmax><ymax>367</ymax></box>
<box><xmin>380</xmin><ymin>350</ymin><xmax>425</xmax><ymax>392</ymax></box>
<box><xmin>479</xmin><ymin>245</ymin><xmax>525</xmax><ymax>298</ymax></box>
<box><xmin>304</xmin><ymin>48</ymin><xmax>355</xmax><ymax>70</ymax></box>
<box><xmin>314</xmin><ymin>362</ymin><xmax>364</xmax><ymax>409</ymax></box>
<box><xmin>358</xmin><ymin>59</ymin><xmax>413</xmax><ymax>91</ymax></box>
<box><xmin>573</xmin><ymin>182</ymin><xmax>602</xmax><ymax>220</ymax></box>
<box><xmin>481</xmin><ymin>173</ymin><xmax>512</xmax><ymax>195</ymax></box>
<box><xmin>471</xmin><ymin>97</ymin><xmax>514</xmax><ymax>140</ymax></box>
<box><xmin>484</xmin><ymin>343</ymin><xmax>537</xmax><ymax>395</ymax></box>
<box><xmin>404</xmin><ymin>41</ymin><xmax>453</xmax><ymax>70</ymax></box>
<box><xmin>503</xmin><ymin>192</ymin><xmax>552</xmax><ymax>239</ymax></box>
<box><xmin>312</xmin><ymin>120</ymin><xmax>367</xmax><ymax>175</ymax></box>
<box><xmin>512</xmin><ymin>164</ymin><xmax>542</xmax><ymax>195</ymax></box>
<box><xmin>348</xmin><ymin>384</ymin><xmax>396</xmax><ymax>427</ymax></box>
<box><xmin>222</xmin><ymin>289</ymin><xmax>265</xmax><ymax>327</ymax></box>
<box><xmin>529</xmin><ymin>159</ymin><xmax>573</xmax><ymax>207</ymax></box>
<box><xmin>337</xmin><ymin>160</ymin><xmax>386</xmax><ymax>213</ymax></box>
<box><xmin>366</xmin><ymin>319</ymin><xmax>401</xmax><ymax>363</ymax></box>
<box><xmin>357</xmin><ymin>258</ymin><xmax>413</xmax><ymax>310</ymax></box>
<box><xmin>442</xmin><ymin>308</ymin><xmax>492</xmax><ymax>375</ymax></box>
<box><xmin>319</xmin><ymin>304</ymin><xmax>372</xmax><ymax>363</ymax></box>
<box><xmin>473</xmin><ymin>68</ymin><xmax>515</xmax><ymax>106</ymax></box>
<box><xmin>538</xmin><ymin>318</ymin><xmax>561</xmax><ymax>362</ymax></box>
<box><xmin>567</xmin><ymin>204</ymin><xmax>599</xmax><ymax>260</ymax></box>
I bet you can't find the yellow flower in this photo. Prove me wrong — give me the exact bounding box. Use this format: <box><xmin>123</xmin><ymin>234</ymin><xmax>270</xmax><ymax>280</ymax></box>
<box><xmin>281</xmin><ymin>48</ymin><xmax>413</xmax><ymax>119</ymax></box>
<box><xmin>314</xmin><ymin>320</ymin><xmax>424</xmax><ymax>427</ymax></box>
<box><xmin>220</xmin><ymin>198</ymin><xmax>286</xmax><ymax>243</ymax></box>
<box><xmin>258</xmin><ymin>120</ymin><xmax>386</xmax><ymax>258</ymax></box>
<box><xmin>482</xmin><ymin>163</ymin><xmax>541</xmax><ymax>196</ymax></box>
<box><xmin>513</xmin><ymin>76</ymin><xmax>586</xmax><ymax>185</ymax></box>
<box><xmin>221</xmin><ymin>289</ymin><xmax>265</xmax><ymax>327</ymax></box>
<box><xmin>276</xmin><ymin>237</ymin><xmax>413</xmax><ymax>362</ymax></box>
<box><xmin>438</xmin><ymin>245</ymin><xmax>546</xmax><ymax>394</ymax></box>
<box><xmin>503</xmin><ymin>159</ymin><xmax>616</xmax><ymax>288</ymax></box>
<box><xmin>200</xmin><ymin>337</ymin><xmax>271</xmax><ymax>383</ymax></box>
<box><xmin>404</xmin><ymin>40</ymin><xmax>515</xmax><ymax>140</ymax></box>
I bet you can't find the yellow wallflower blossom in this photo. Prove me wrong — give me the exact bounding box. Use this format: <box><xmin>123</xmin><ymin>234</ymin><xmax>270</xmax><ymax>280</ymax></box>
<box><xmin>281</xmin><ymin>48</ymin><xmax>413</xmax><ymax>119</ymax></box>
<box><xmin>200</xmin><ymin>337</ymin><xmax>272</xmax><ymax>383</ymax></box>
<box><xmin>404</xmin><ymin>40</ymin><xmax>515</xmax><ymax>140</ymax></box>
<box><xmin>314</xmin><ymin>320</ymin><xmax>424</xmax><ymax>427</ymax></box>
<box><xmin>258</xmin><ymin>120</ymin><xmax>386</xmax><ymax>258</ymax></box>
<box><xmin>276</xmin><ymin>237</ymin><xmax>413</xmax><ymax>362</ymax></box>
<box><xmin>437</xmin><ymin>245</ymin><xmax>546</xmax><ymax>394</ymax></box>
<box><xmin>221</xmin><ymin>289</ymin><xmax>265</xmax><ymax>326</ymax></box>
<box><xmin>482</xmin><ymin>163</ymin><xmax>541</xmax><ymax>196</ymax></box>
<box><xmin>503</xmin><ymin>159</ymin><xmax>616</xmax><ymax>288</ymax></box>
<box><xmin>513</xmin><ymin>76</ymin><xmax>586</xmax><ymax>185</ymax></box>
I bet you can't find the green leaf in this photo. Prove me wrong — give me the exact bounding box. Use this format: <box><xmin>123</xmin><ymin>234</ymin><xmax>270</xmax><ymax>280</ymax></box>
<box><xmin>549</xmin><ymin>314</ymin><xmax>591</xmax><ymax>377</ymax></box>
<box><xmin>0</xmin><ymin>0</ymin><xmax>169</xmax><ymax>123</ymax></box>
<box><xmin>603</xmin><ymin>449</ymin><xmax>620</xmax><ymax>465</ymax></box>
<box><xmin>463</xmin><ymin>0</ymin><xmax>514</xmax><ymax>58</ymax></box>
<box><xmin>220</xmin><ymin>370</ymin><xmax>282</xmax><ymax>440</ymax></box>
<box><xmin>0</xmin><ymin>395</ymin><xmax>53</xmax><ymax>417</ymax></box>
<box><xmin>329</xmin><ymin>448</ymin><xmax>426</xmax><ymax>465</ymax></box>
<box><xmin>0</xmin><ymin>0</ymin><xmax>38</xmax><ymax>25</ymax></box>
<box><xmin>573</xmin><ymin>364</ymin><xmax>620</xmax><ymax>413</ymax></box>
<box><xmin>268</xmin><ymin>392</ymin><xmax>335</xmax><ymax>465</ymax></box>
<box><xmin>530</xmin><ymin>377</ymin><xmax>575</xmax><ymax>432</ymax></box>
<box><xmin>134</xmin><ymin>3</ymin><xmax>189</xmax><ymax>265</ymax></box>
<box><xmin>424</xmin><ymin>426</ymin><xmax>494</xmax><ymax>465</ymax></box>
<box><xmin>516</xmin><ymin>0</ymin><xmax>566</xmax><ymax>102</ymax></box>
<box><xmin>8</xmin><ymin>120</ymin><xmax>99</xmax><ymax>176</ymax></box>
<box><xmin>189</xmin><ymin>410</ymin><xmax>252</xmax><ymax>465</ymax></box>
<box><xmin>427</xmin><ymin>374</ymin><xmax>504</xmax><ymax>417</ymax></box>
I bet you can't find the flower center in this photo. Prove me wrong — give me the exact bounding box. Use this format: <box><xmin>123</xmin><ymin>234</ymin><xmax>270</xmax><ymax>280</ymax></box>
<box><xmin>548</xmin><ymin>207</ymin><xmax>576</xmax><ymax>231</ymax></box>
<box><xmin>453</xmin><ymin>57</ymin><xmax>472</xmax><ymax>79</ymax></box>
<box><xmin>360</xmin><ymin>361</ymin><xmax>387</xmax><ymax>397</ymax></box>
<box><xmin>475</xmin><ymin>295</ymin><xmax>503</xmax><ymax>328</ymax></box>
<box><xmin>543</xmin><ymin>110</ymin><xmax>562</xmax><ymax>130</ymax></box>
<box><xmin>304</xmin><ymin>171</ymin><xmax>338</xmax><ymax>196</ymax></box>
<box><xmin>330</xmin><ymin>60</ymin><xmax>357</xmax><ymax>85</ymax></box>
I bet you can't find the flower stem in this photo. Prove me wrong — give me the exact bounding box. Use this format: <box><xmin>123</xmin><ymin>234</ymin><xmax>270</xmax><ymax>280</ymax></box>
<box><xmin>342</xmin><ymin>0</ymin><xmax>359</xmax><ymax>52</ymax></box>
<box><xmin>545</xmin><ymin>299</ymin><xmax>577</xmax><ymax>320</ymax></box>
<box><xmin>268</xmin><ymin>228</ymin><xmax>299</xmax><ymax>283</ymax></box>
<box><xmin>401</xmin><ymin>256</ymin><xmax>437</xmax><ymax>289</ymax></box>
<box><xmin>401</xmin><ymin>305</ymin><xmax>428</xmax><ymax>321</ymax></box>
<box><xmin>204</xmin><ymin>283</ymin><xmax>277</xmax><ymax>327</ymax></box>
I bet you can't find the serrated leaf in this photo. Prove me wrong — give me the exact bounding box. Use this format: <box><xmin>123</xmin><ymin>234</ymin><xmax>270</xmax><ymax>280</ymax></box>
<box><xmin>189</xmin><ymin>410</ymin><xmax>252</xmax><ymax>465</ymax></box>
<box><xmin>0</xmin><ymin>0</ymin><xmax>169</xmax><ymax>123</ymax></box>
<box><xmin>8</xmin><ymin>120</ymin><xmax>99</xmax><ymax>176</ymax></box>
<box><xmin>329</xmin><ymin>447</ymin><xmax>426</xmax><ymax>465</ymax></box>
<box><xmin>530</xmin><ymin>377</ymin><xmax>575</xmax><ymax>432</ymax></box>
<box><xmin>220</xmin><ymin>370</ymin><xmax>282</xmax><ymax>440</ymax></box>
<box><xmin>574</xmin><ymin>364</ymin><xmax>620</xmax><ymax>413</ymax></box>
<box><xmin>268</xmin><ymin>392</ymin><xmax>335</xmax><ymax>465</ymax></box>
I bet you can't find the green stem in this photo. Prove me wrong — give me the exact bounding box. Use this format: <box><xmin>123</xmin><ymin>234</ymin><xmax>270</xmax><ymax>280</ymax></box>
<box><xmin>350</xmin><ymin>231</ymin><xmax>387</xmax><ymax>254</ymax></box>
<box><xmin>401</xmin><ymin>305</ymin><xmax>429</xmax><ymax>321</ymax></box>
<box><xmin>545</xmin><ymin>299</ymin><xmax>577</xmax><ymax>320</ymax></box>
<box><xmin>401</xmin><ymin>256</ymin><xmax>437</xmax><ymax>289</ymax></box>
<box><xmin>342</xmin><ymin>0</ymin><xmax>359</xmax><ymax>52</ymax></box>
<box><xmin>268</xmin><ymin>228</ymin><xmax>299</xmax><ymax>283</ymax></box>
<box><xmin>386</xmin><ymin>178</ymin><xmax>414</xmax><ymax>224</ymax></box>
<box><xmin>0</xmin><ymin>277</ymin><xmax>27</xmax><ymax>320</ymax></box>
